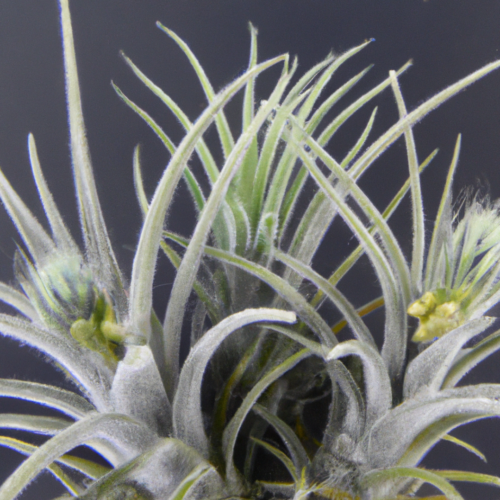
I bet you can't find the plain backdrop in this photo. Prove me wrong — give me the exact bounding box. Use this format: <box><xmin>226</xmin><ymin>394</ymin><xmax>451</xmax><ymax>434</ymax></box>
<box><xmin>0</xmin><ymin>1</ymin><xmax>500</xmax><ymax>498</ymax></box>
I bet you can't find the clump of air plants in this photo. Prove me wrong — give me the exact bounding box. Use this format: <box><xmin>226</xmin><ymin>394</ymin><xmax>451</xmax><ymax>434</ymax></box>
<box><xmin>2</xmin><ymin>1</ymin><xmax>500</xmax><ymax>500</ymax></box>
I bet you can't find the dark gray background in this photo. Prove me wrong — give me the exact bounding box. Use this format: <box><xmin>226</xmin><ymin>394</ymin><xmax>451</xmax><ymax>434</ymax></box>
<box><xmin>0</xmin><ymin>1</ymin><xmax>500</xmax><ymax>498</ymax></box>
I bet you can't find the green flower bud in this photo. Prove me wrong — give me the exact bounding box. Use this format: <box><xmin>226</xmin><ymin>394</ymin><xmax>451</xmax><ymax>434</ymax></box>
<box><xmin>70</xmin><ymin>290</ymin><xmax>126</xmax><ymax>363</ymax></box>
<box><xmin>15</xmin><ymin>251</ymin><xmax>95</xmax><ymax>331</ymax></box>
<box><xmin>408</xmin><ymin>289</ymin><xmax>464</xmax><ymax>342</ymax></box>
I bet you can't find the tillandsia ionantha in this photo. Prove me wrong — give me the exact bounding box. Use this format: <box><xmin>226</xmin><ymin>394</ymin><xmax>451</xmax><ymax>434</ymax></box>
<box><xmin>2</xmin><ymin>1</ymin><xmax>500</xmax><ymax>499</ymax></box>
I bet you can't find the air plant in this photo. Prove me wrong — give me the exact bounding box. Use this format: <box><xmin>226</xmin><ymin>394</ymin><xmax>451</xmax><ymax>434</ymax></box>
<box><xmin>1</xmin><ymin>1</ymin><xmax>500</xmax><ymax>499</ymax></box>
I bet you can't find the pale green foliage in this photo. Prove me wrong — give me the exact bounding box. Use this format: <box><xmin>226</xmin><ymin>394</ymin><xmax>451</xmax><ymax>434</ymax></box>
<box><xmin>1</xmin><ymin>1</ymin><xmax>500</xmax><ymax>500</ymax></box>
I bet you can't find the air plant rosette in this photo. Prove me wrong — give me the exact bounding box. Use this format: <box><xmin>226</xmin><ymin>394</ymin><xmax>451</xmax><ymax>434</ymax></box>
<box><xmin>1</xmin><ymin>1</ymin><xmax>500</xmax><ymax>499</ymax></box>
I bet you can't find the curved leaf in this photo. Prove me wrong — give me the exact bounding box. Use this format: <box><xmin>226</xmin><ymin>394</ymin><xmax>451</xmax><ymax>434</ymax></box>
<box><xmin>0</xmin><ymin>379</ymin><xmax>94</xmax><ymax>419</ymax></box>
<box><xmin>317</xmin><ymin>148</ymin><xmax>437</xmax><ymax>305</ymax></box>
<box><xmin>404</xmin><ymin>317</ymin><xmax>494</xmax><ymax>398</ymax></box>
<box><xmin>133</xmin><ymin>145</ymin><xmax>149</xmax><ymax>218</ymax></box>
<box><xmin>252</xmin><ymin>404</ymin><xmax>310</xmax><ymax>477</ymax></box>
<box><xmin>390</xmin><ymin>70</ymin><xmax>424</xmax><ymax>294</ymax></box>
<box><xmin>0</xmin><ymin>413</ymin><xmax>158</xmax><ymax>500</ymax></box>
<box><xmin>167</xmin><ymin>464</ymin><xmax>212</xmax><ymax>500</ymax></box>
<box><xmin>367</xmin><ymin>395</ymin><xmax>500</xmax><ymax>468</ymax></box>
<box><xmin>0</xmin><ymin>282</ymin><xmax>38</xmax><ymax>321</ymax></box>
<box><xmin>164</xmin><ymin>231</ymin><xmax>336</xmax><ymax>349</ymax></box>
<box><xmin>0</xmin><ymin>313</ymin><xmax>112</xmax><ymax>411</ymax></box>
<box><xmin>288</xmin><ymin>126</ymin><xmax>406</xmax><ymax>379</ymax></box>
<box><xmin>280</xmin><ymin>71</ymin><xmax>375</xmax><ymax>240</ymax></box>
<box><xmin>128</xmin><ymin>52</ymin><xmax>287</xmax><ymax>344</ymax></box>
<box><xmin>442</xmin><ymin>434</ymin><xmax>486</xmax><ymax>463</ymax></box>
<box><xmin>0</xmin><ymin>414</ymin><xmax>70</xmax><ymax>435</ymax></box>
<box><xmin>327</xmin><ymin>340</ymin><xmax>392</xmax><ymax>427</ymax></box>
<box><xmin>436</xmin><ymin>469</ymin><xmax>500</xmax><ymax>488</ymax></box>
<box><xmin>0</xmin><ymin>435</ymin><xmax>109</xmax><ymax>480</ymax></box>
<box><xmin>163</xmin><ymin>66</ymin><xmax>294</xmax><ymax>395</ymax></box>
<box><xmin>223</xmin><ymin>349</ymin><xmax>312</xmax><ymax>488</ymax></box>
<box><xmin>251</xmin><ymin>437</ymin><xmax>298</xmax><ymax>483</ymax></box>
<box><xmin>276</xmin><ymin>250</ymin><xmax>376</xmax><ymax>347</ymax></box>
<box><xmin>174</xmin><ymin>308</ymin><xmax>296</xmax><ymax>457</ymax></box>
<box><xmin>349</xmin><ymin>60</ymin><xmax>500</xmax><ymax>181</ymax></box>
<box><xmin>0</xmin><ymin>439</ymin><xmax>83</xmax><ymax>496</ymax></box>
<box><xmin>443</xmin><ymin>328</ymin><xmax>500</xmax><ymax>388</ymax></box>
<box><xmin>113</xmin><ymin>83</ymin><xmax>206</xmax><ymax>214</ymax></box>
<box><xmin>361</xmin><ymin>467</ymin><xmax>463</xmax><ymax>500</ymax></box>
<box><xmin>156</xmin><ymin>23</ymin><xmax>235</xmax><ymax>158</ymax></box>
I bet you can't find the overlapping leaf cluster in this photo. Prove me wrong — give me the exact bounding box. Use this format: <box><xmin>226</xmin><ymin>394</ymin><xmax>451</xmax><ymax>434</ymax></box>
<box><xmin>1</xmin><ymin>1</ymin><xmax>500</xmax><ymax>499</ymax></box>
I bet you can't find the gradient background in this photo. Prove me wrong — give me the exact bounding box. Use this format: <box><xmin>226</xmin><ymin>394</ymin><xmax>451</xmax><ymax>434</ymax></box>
<box><xmin>0</xmin><ymin>1</ymin><xmax>500</xmax><ymax>498</ymax></box>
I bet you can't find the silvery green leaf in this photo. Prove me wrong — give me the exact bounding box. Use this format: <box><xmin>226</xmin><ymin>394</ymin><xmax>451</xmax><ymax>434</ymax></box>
<box><xmin>280</xmin><ymin>71</ymin><xmax>375</xmax><ymax>242</ymax></box>
<box><xmin>298</xmin><ymin>41</ymin><xmax>372</xmax><ymax>125</ymax></box>
<box><xmin>442</xmin><ymin>434</ymin><xmax>487</xmax><ymax>462</ymax></box>
<box><xmin>28</xmin><ymin>134</ymin><xmax>78</xmax><ymax>255</ymax></box>
<box><xmin>436</xmin><ymin>469</ymin><xmax>500</xmax><ymax>489</ymax></box>
<box><xmin>252</xmin><ymin>404</ymin><xmax>310</xmax><ymax>477</ymax></box>
<box><xmin>174</xmin><ymin>308</ymin><xmax>296</xmax><ymax>457</ymax></box>
<box><xmin>122</xmin><ymin>50</ymin><xmax>245</xmax><ymax>254</ymax></box>
<box><xmin>0</xmin><ymin>282</ymin><xmax>38</xmax><ymax>321</ymax></box>
<box><xmin>285</xmin><ymin>104</ymin><xmax>377</xmax><ymax>253</ymax></box>
<box><xmin>251</xmin><ymin>438</ymin><xmax>298</xmax><ymax>483</ymax></box>
<box><xmin>166</xmin><ymin>464</ymin><xmax>212</xmax><ymax>500</ymax></box>
<box><xmin>164</xmin><ymin>231</ymin><xmax>336</xmax><ymax>349</ymax></box>
<box><xmin>306</xmin><ymin>65</ymin><xmax>374</xmax><ymax>142</ymax></box>
<box><xmin>366</xmin><ymin>395</ymin><xmax>500</xmax><ymax>468</ymax></box>
<box><xmin>0</xmin><ymin>413</ymin><xmax>158</xmax><ymax>500</ymax></box>
<box><xmin>291</xmin><ymin>122</ymin><xmax>412</xmax><ymax>305</ymax></box>
<box><xmin>0</xmin><ymin>436</ymin><xmax>95</xmax><ymax>495</ymax></box>
<box><xmin>250</xmin><ymin>97</ymin><xmax>300</xmax><ymax>237</ymax></box>
<box><xmin>276</xmin><ymin>250</ymin><xmax>376</xmax><ymax>347</ymax></box>
<box><xmin>349</xmin><ymin>61</ymin><xmax>500</xmax><ymax>181</ymax></box>
<box><xmin>442</xmin><ymin>383</ymin><xmax>500</xmax><ymax>400</ymax></box>
<box><xmin>322</xmin><ymin>360</ymin><xmax>365</xmax><ymax>446</ymax></box>
<box><xmin>389</xmin><ymin>70</ymin><xmax>424</xmax><ymax>295</ymax></box>
<box><xmin>111</xmin><ymin>345</ymin><xmax>172</xmax><ymax>436</ymax></box>
<box><xmin>0</xmin><ymin>435</ymin><xmax>109</xmax><ymax>479</ymax></box>
<box><xmin>163</xmin><ymin>66</ymin><xmax>295</xmax><ymax>396</ymax></box>
<box><xmin>0</xmin><ymin>314</ymin><xmax>112</xmax><ymax>411</ymax></box>
<box><xmin>404</xmin><ymin>317</ymin><xmax>494</xmax><ymax>398</ymax></box>
<box><xmin>361</xmin><ymin>466</ymin><xmax>463</xmax><ymax>500</ymax></box>
<box><xmin>235</xmin><ymin>23</ymin><xmax>259</xmax><ymax>209</ymax></box>
<box><xmin>78</xmin><ymin>438</ymin><xmax>222</xmax><ymax>500</ymax></box>
<box><xmin>128</xmin><ymin>53</ymin><xmax>287</xmax><ymax>346</ymax></box>
<box><xmin>133</xmin><ymin>145</ymin><xmax>149</xmax><ymax>218</ymax></box>
<box><xmin>288</xmin><ymin>128</ymin><xmax>406</xmax><ymax>379</ymax></box>
<box><xmin>317</xmin><ymin>61</ymin><xmax>412</xmax><ymax>148</ymax></box>
<box><xmin>262</xmin><ymin>324</ymin><xmax>324</xmax><ymax>354</ymax></box>
<box><xmin>318</xmin><ymin>148</ymin><xmax>436</xmax><ymax>309</ymax></box>
<box><xmin>120</xmin><ymin>53</ymin><xmax>243</xmax><ymax>253</ymax></box>
<box><xmin>0</xmin><ymin>167</ymin><xmax>55</xmax><ymax>265</ymax></box>
<box><xmin>327</xmin><ymin>340</ymin><xmax>391</xmax><ymax>427</ymax></box>
<box><xmin>0</xmin><ymin>379</ymin><xmax>94</xmax><ymax>419</ymax></box>
<box><xmin>259</xmin><ymin>44</ymin><xmax>371</xmax><ymax>246</ymax></box>
<box><xmin>283</xmin><ymin>62</ymin><xmax>413</xmax><ymax>272</ymax></box>
<box><xmin>59</xmin><ymin>0</ymin><xmax>126</xmax><ymax>309</ymax></box>
<box><xmin>0</xmin><ymin>414</ymin><xmax>70</xmax><ymax>435</ymax></box>
<box><xmin>223</xmin><ymin>349</ymin><xmax>312</xmax><ymax>490</ymax></box>
<box><xmin>157</xmin><ymin>23</ymin><xmax>235</xmax><ymax>158</ymax></box>
<box><xmin>443</xmin><ymin>329</ymin><xmax>500</xmax><ymax>388</ymax></box>
<box><xmin>113</xmin><ymin>83</ymin><xmax>207</xmax><ymax>216</ymax></box>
